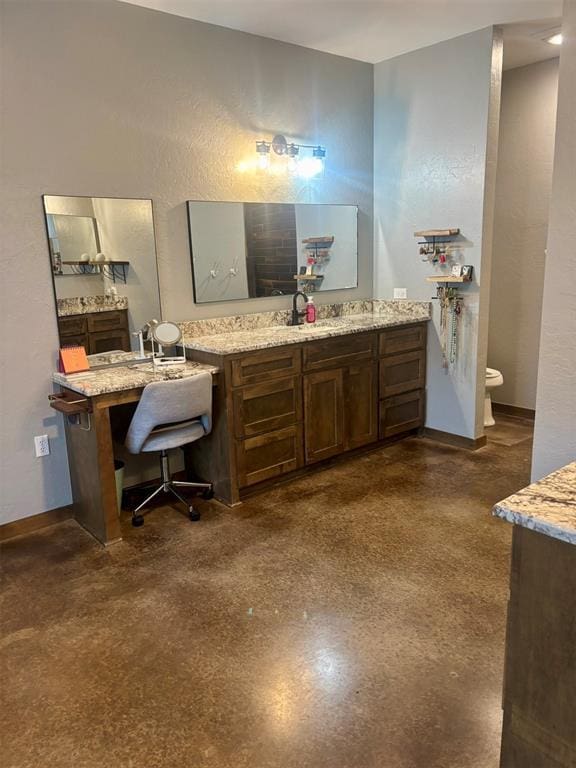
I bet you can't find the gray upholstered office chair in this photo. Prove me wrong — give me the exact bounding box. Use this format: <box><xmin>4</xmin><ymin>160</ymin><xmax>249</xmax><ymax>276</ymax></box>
<box><xmin>125</xmin><ymin>372</ymin><xmax>213</xmax><ymax>527</ymax></box>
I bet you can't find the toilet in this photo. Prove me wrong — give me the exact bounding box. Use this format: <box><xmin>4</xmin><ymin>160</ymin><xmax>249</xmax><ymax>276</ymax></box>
<box><xmin>484</xmin><ymin>367</ymin><xmax>504</xmax><ymax>427</ymax></box>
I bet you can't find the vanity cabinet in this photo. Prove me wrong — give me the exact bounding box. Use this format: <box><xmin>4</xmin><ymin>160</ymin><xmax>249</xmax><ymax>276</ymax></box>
<box><xmin>58</xmin><ymin>309</ymin><xmax>130</xmax><ymax>354</ymax></box>
<box><xmin>187</xmin><ymin>322</ymin><xmax>427</xmax><ymax>505</ymax></box>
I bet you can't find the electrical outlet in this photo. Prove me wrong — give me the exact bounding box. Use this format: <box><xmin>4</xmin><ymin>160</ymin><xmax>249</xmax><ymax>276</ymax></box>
<box><xmin>34</xmin><ymin>435</ymin><xmax>50</xmax><ymax>458</ymax></box>
<box><xmin>394</xmin><ymin>288</ymin><xmax>407</xmax><ymax>299</ymax></box>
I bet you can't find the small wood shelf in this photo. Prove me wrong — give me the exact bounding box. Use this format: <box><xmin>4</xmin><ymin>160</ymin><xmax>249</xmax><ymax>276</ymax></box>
<box><xmin>294</xmin><ymin>275</ymin><xmax>324</xmax><ymax>281</ymax></box>
<box><xmin>426</xmin><ymin>275</ymin><xmax>471</xmax><ymax>283</ymax></box>
<box><xmin>49</xmin><ymin>391</ymin><xmax>92</xmax><ymax>415</ymax></box>
<box><xmin>55</xmin><ymin>260</ymin><xmax>130</xmax><ymax>284</ymax></box>
<box><xmin>60</xmin><ymin>260</ymin><xmax>130</xmax><ymax>266</ymax></box>
<box><xmin>414</xmin><ymin>229</ymin><xmax>460</xmax><ymax>238</ymax></box>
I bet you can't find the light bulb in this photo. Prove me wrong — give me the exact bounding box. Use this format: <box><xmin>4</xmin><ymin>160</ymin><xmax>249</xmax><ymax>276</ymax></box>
<box><xmin>258</xmin><ymin>153</ymin><xmax>270</xmax><ymax>170</ymax></box>
<box><xmin>287</xmin><ymin>155</ymin><xmax>298</xmax><ymax>172</ymax></box>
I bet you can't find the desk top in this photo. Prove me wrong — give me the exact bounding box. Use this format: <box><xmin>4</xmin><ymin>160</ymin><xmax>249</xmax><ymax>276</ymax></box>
<box><xmin>53</xmin><ymin>360</ymin><xmax>219</xmax><ymax>398</ymax></box>
<box><xmin>492</xmin><ymin>462</ymin><xmax>576</xmax><ymax>546</ymax></box>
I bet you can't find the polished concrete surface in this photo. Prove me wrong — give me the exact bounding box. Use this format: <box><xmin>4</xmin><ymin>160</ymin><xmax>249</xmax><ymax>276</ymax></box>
<box><xmin>0</xmin><ymin>417</ymin><xmax>533</xmax><ymax>768</ymax></box>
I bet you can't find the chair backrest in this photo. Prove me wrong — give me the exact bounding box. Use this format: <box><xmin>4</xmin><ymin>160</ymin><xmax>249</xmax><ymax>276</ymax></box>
<box><xmin>126</xmin><ymin>372</ymin><xmax>212</xmax><ymax>454</ymax></box>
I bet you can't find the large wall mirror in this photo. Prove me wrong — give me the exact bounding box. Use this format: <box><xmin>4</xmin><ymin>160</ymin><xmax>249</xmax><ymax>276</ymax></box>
<box><xmin>187</xmin><ymin>202</ymin><xmax>358</xmax><ymax>303</ymax></box>
<box><xmin>43</xmin><ymin>195</ymin><xmax>161</xmax><ymax>353</ymax></box>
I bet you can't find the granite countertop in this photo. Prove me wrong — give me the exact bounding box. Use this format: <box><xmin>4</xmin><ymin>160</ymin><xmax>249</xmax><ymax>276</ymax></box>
<box><xmin>57</xmin><ymin>295</ymin><xmax>128</xmax><ymax>317</ymax></box>
<box><xmin>492</xmin><ymin>462</ymin><xmax>576</xmax><ymax>545</ymax></box>
<box><xmin>182</xmin><ymin>308</ymin><xmax>431</xmax><ymax>356</ymax></box>
<box><xmin>53</xmin><ymin>360</ymin><xmax>219</xmax><ymax>398</ymax></box>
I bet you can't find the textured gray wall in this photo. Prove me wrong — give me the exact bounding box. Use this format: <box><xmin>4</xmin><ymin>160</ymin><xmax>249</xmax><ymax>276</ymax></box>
<box><xmin>488</xmin><ymin>59</ymin><xmax>559</xmax><ymax>410</ymax></box>
<box><xmin>373</xmin><ymin>28</ymin><xmax>501</xmax><ymax>440</ymax></box>
<box><xmin>532</xmin><ymin>0</ymin><xmax>576</xmax><ymax>480</ymax></box>
<box><xmin>0</xmin><ymin>0</ymin><xmax>373</xmax><ymax>524</ymax></box>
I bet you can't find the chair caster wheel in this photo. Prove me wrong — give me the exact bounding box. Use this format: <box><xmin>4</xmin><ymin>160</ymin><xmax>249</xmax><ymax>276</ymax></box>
<box><xmin>132</xmin><ymin>514</ymin><xmax>144</xmax><ymax>528</ymax></box>
<box><xmin>202</xmin><ymin>487</ymin><xmax>214</xmax><ymax>500</ymax></box>
<box><xmin>188</xmin><ymin>507</ymin><xmax>201</xmax><ymax>522</ymax></box>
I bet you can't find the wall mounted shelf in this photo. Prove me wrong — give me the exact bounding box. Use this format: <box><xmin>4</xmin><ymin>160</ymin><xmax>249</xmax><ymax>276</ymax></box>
<box><xmin>414</xmin><ymin>229</ymin><xmax>460</xmax><ymax>238</ymax></box>
<box><xmin>56</xmin><ymin>261</ymin><xmax>130</xmax><ymax>283</ymax></box>
<box><xmin>426</xmin><ymin>275</ymin><xmax>471</xmax><ymax>284</ymax></box>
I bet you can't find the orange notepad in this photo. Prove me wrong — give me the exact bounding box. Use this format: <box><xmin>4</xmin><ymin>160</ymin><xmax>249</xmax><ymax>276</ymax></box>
<box><xmin>59</xmin><ymin>345</ymin><xmax>89</xmax><ymax>374</ymax></box>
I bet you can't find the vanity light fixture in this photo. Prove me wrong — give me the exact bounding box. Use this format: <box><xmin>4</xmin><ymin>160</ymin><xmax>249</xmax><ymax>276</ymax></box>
<box><xmin>256</xmin><ymin>141</ymin><xmax>271</xmax><ymax>169</ymax></box>
<box><xmin>255</xmin><ymin>134</ymin><xmax>326</xmax><ymax>177</ymax></box>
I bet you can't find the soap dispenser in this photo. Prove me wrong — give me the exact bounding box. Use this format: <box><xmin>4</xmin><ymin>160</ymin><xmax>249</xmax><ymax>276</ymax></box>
<box><xmin>306</xmin><ymin>295</ymin><xmax>316</xmax><ymax>323</ymax></box>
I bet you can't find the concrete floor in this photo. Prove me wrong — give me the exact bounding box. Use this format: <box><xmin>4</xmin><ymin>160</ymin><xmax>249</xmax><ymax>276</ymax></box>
<box><xmin>0</xmin><ymin>417</ymin><xmax>533</xmax><ymax>768</ymax></box>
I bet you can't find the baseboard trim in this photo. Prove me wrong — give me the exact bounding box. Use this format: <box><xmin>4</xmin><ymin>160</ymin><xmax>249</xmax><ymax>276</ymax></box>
<box><xmin>493</xmin><ymin>402</ymin><xmax>535</xmax><ymax>421</ymax></box>
<box><xmin>0</xmin><ymin>505</ymin><xmax>74</xmax><ymax>542</ymax></box>
<box><xmin>422</xmin><ymin>428</ymin><xmax>487</xmax><ymax>450</ymax></box>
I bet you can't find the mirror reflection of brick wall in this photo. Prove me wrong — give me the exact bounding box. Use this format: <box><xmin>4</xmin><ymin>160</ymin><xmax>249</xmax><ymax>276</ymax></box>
<box><xmin>244</xmin><ymin>203</ymin><xmax>297</xmax><ymax>297</ymax></box>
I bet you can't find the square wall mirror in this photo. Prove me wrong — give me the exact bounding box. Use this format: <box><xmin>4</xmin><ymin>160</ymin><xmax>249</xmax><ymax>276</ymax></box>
<box><xmin>43</xmin><ymin>195</ymin><xmax>162</xmax><ymax>354</ymax></box>
<box><xmin>187</xmin><ymin>201</ymin><xmax>358</xmax><ymax>303</ymax></box>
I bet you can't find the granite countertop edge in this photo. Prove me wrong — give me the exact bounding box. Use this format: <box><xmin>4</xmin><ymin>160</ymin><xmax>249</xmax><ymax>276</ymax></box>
<box><xmin>492</xmin><ymin>461</ymin><xmax>576</xmax><ymax>546</ymax></box>
<box><xmin>52</xmin><ymin>361</ymin><xmax>219</xmax><ymax>398</ymax></box>
<box><xmin>183</xmin><ymin>313</ymin><xmax>430</xmax><ymax>355</ymax></box>
<box><xmin>492</xmin><ymin>504</ymin><xmax>576</xmax><ymax>546</ymax></box>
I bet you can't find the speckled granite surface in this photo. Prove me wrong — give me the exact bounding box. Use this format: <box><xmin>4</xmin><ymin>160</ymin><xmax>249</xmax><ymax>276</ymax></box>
<box><xmin>87</xmin><ymin>350</ymin><xmax>151</xmax><ymax>366</ymax></box>
<box><xmin>53</xmin><ymin>360</ymin><xmax>219</xmax><ymax>397</ymax></box>
<box><xmin>493</xmin><ymin>462</ymin><xmax>576</xmax><ymax>545</ymax></box>
<box><xmin>57</xmin><ymin>295</ymin><xmax>128</xmax><ymax>317</ymax></box>
<box><xmin>178</xmin><ymin>300</ymin><xmax>429</xmax><ymax>339</ymax></box>
<box><xmin>181</xmin><ymin>301</ymin><xmax>431</xmax><ymax>355</ymax></box>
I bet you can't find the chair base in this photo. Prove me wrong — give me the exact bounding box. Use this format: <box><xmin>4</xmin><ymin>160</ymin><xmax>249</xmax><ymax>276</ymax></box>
<box><xmin>131</xmin><ymin>450</ymin><xmax>212</xmax><ymax>526</ymax></box>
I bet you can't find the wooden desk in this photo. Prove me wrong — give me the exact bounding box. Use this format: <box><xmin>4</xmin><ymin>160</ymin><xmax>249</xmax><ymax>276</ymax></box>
<box><xmin>51</xmin><ymin>362</ymin><xmax>219</xmax><ymax>545</ymax></box>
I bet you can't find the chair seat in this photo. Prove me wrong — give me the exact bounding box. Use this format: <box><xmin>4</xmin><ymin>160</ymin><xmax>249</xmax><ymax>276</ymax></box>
<box><xmin>140</xmin><ymin>419</ymin><xmax>206</xmax><ymax>452</ymax></box>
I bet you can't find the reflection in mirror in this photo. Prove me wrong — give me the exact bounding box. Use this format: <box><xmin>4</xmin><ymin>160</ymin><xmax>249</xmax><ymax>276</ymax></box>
<box><xmin>43</xmin><ymin>195</ymin><xmax>161</xmax><ymax>356</ymax></box>
<box><xmin>187</xmin><ymin>202</ymin><xmax>358</xmax><ymax>303</ymax></box>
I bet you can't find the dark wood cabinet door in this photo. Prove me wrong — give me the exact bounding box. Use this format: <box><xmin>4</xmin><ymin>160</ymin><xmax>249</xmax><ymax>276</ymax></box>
<box><xmin>379</xmin><ymin>350</ymin><xmax>426</xmax><ymax>398</ymax></box>
<box><xmin>345</xmin><ymin>362</ymin><xmax>378</xmax><ymax>450</ymax></box>
<box><xmin>233</xmin><ymin>376</ymin><xmax>302</xmax><ymax>438</ymax></box>
<box><xmin>304</xmin><ymin>368</ymin><xmax>345</xmax><ymax>464</ymax></box>
<box><xmin>379</xmin><ymin>390</ymin><xmax>424</xmax><ymax>438</ymax></box>
<box><xmin>236</xmin><ymin>425</ymin><xmax>303</xmax><ymax>488</ymax></box>
<box><xmin>88</xmin><ymin>329</ymin><xmax>131</xmax><ymax>354</ymax></box>
<box><xmin>60</xmin><ymin>333</ymin><xmax>90</xmax><ymax>351</ymax></box>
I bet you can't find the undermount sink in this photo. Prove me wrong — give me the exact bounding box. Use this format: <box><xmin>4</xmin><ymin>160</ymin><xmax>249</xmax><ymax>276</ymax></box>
<box><xmin>269</xmin><ymin>323</ymin><xmax>341</xmax><ymax>333</ymax></box>
<box><xmin>295</xmin><ymin>324</ymin><xmax>340</xmax><ymax>333</ymax></box>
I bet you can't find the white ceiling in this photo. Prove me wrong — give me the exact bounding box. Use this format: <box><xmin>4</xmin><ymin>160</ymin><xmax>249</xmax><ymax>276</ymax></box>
<box><xmin>121</xmin><ymin>0</ymin><xmax>562</xmax><ymax>68</ymax></box>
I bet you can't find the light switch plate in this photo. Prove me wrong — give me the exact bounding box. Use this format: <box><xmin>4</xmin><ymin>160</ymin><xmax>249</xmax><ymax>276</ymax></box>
<box><xmin>394</xmin><ymin>288</ymin><xmax>407</xmax><ymax>299</ymax></box>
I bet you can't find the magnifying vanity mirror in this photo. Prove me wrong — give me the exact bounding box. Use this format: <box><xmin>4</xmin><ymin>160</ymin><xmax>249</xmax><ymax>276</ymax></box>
<box><xmin>43</xmin><ymin>195</ymin><xmax>162</xmax><ymax>356</ymax></box>
<box><xmin>187</xmin><ymin>201</ymin><xmax>358</xmax><ymax>304</ymax></box>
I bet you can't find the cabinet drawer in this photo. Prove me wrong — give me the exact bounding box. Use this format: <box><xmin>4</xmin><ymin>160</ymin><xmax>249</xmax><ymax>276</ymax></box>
<box><xmin>231</xmin><ymin>347</ymin><xmax>301</xmax><ymax>387</ymax></box>
<box><xmin>88</xmin><ymin>329</ymin><xmax>131</xmax><ymax>354</ymax></box>
<box><xmin>379</xmin><ymin>390</ymin><xmax>424</xmax><ymax>438</ymax></box>
<box><xmin>303</xmin><ymin>332</ymin><xmax>376</xmax><ymax>371</ymax></box>
<box><xmin>233</xmin><ymin>376</ymin><xmax>302</xmax><ymax>438</ymax></box>
<box><xmin>379</xmin><ymin>323</ymin><xmax>427</xmax><ymax>356</ymax></box>
<box><xmin>58</xmin><ymin>315</ymin><xmax>87</xmax><ymax>336</ymax></box>
<box><xmin>236</xmin><ymin>425</ymin><xmax>303</xmax><ymax>488</ymax></box>
<box><xmin>379</xmin><ymin>350</ymin><xmax>426</xmax><ymax>398</ymax></box>
<box><xmin>87</xmin><ymin>310</ymin><xmax>127</xmax><ymax>333</ymax></box>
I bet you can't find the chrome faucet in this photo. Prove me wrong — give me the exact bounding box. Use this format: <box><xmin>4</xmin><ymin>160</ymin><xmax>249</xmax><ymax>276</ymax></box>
<box><xmin>290</xmin><ymin>291</ymin><xmax>308</xmax><ymax>326</ymax></box>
